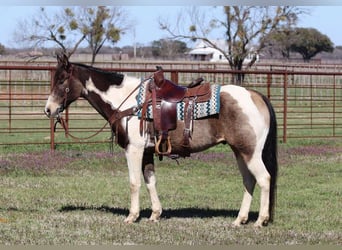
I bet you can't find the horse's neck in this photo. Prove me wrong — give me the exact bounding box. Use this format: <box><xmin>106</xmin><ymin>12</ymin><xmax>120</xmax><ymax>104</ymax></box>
<box><xmin>82</xmin><ymin>75</ymin><xmax>140</xmax><ymax>120</ymax></box>
<box><xmin>83</xmin><ymin>91</ymin><xmax>114</xmax><ymax>121</ymax></box>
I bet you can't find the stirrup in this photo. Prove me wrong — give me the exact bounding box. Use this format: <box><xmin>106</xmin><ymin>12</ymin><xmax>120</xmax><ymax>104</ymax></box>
<box><xmin>155</xmin><ymin>135</ymin><xmax>172</xmax><ymax>156</ymax></box>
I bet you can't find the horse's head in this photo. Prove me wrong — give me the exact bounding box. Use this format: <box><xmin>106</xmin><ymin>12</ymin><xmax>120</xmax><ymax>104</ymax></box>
<box><xmin>44</xmin><ymin>54</ymin><xmax>85</xmax><ymax>118</ymax></box>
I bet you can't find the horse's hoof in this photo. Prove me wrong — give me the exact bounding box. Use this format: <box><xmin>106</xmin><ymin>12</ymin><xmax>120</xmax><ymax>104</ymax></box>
<box><xmin>254</xmin><ymin>215</ymin><xmax>269</xmax><ymax>228</ymax></box>
<box><xmin>124</xmin><ymin>213</ymin><xmax>139</xmax><ymax>224</ymax></box>
<box><xmin>254</xmin><ymin>219</ymin><xmax>268</xmax><ymax>228</ymax></box>
<box><xmin>149</xmin><ymin>210</ymin><xmax>162</xmax><ymax>222</ymax></box>
<box><xmin>253</xmin><ymin>222</ymin><xmax>263</xmax><ymax>228</ymax></box>
<box><xmin>232</xmin><ymin>219</ymin><xmax>244</xmax><ymax>227</ymax></box>
<box><xmin>232</xmin><ymin>221</ymin><xmax>241</xmax><ymax>228</ymax></box>
<box><xmin>232</xmin><ymin>216</ymin><xmax>248</xmax><ymax>227</ymax></box>
<box><xmin>148</xmin><ymin>217</ymin><xmax>160</xmax><ymax>223</ymax></box>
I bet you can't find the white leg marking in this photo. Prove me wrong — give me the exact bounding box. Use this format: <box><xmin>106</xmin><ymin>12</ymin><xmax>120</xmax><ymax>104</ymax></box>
<box><xmin>124</xmin><ymin>144</ymin><xmax>144</xmax><ymax>223</ymax></box>
<box><xmin>233</xmin><ymin>154</ymin><xmax>256</xmax><ymax>227</ymax></box>
<box><xmin>146</xmin><ymin>174</ymin><xmax>162</xmax><ymax>222</ymax></box>
<box><xmin>141</xmin><ymin>151</ymin><xmax>162</xmax><ymax>222</ymax></box>
<box><xmin>247</xmin><ymin>154</ymin><xmax>271</xmax><ymax>227</ymax></box>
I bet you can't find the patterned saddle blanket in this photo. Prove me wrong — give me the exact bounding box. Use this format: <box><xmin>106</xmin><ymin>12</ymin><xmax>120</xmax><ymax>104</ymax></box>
<box><xmin>137</xmin><ymin>82</ymin><xmax>221</xmax><ymax>120</ymax></box>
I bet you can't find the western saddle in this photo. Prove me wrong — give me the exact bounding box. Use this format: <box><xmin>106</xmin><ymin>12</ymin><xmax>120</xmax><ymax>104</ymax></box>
<box><xmin>140</xmin><ymin>67</ymin><xmax>212</xmax><ymax>157</ymax></box>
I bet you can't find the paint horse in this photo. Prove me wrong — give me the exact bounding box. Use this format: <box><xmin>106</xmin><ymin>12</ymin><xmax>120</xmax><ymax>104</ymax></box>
<box><xmin>44</xmin><ymin>54</ymin><xmax>278</xmax><ymax>227</ymax></box>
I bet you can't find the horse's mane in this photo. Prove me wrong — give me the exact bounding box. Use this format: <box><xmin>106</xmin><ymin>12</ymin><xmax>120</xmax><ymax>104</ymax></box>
<box><xmin>71</xmin><ymin>62</ymin><xmax>125</xmax><ymax>86</ymax></box>
<box><xmin>72</xmin><ymin>62</ymin><xmax>124</xmax><ymax>78</ymax></box>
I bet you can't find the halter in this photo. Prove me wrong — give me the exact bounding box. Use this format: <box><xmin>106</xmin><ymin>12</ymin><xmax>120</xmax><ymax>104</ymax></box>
<box><xmin>54</xmin><ymin>83</ymin><xmax>108</xmax><ymax>141</ymax></box>
<box><xmin>60</xmin><ymin>86</ymin><xmax>70</xmax><ymax>113</ymax></box>
<box><xmin>57</xmin><ymin>65</ymin><xmax>74</xmax><ymax>114</ymax></box>
<box><xmin>54</xmin><ymin>65</ymin><xmax>110</xmax><ymax>141</ymax></box>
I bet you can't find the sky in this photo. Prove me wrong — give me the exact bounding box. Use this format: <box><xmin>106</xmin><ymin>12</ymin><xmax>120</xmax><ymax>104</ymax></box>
<box><xmin>0</xmin><ymin>5</ymin><xmax>342</xmax><ymax>49</ymax></box>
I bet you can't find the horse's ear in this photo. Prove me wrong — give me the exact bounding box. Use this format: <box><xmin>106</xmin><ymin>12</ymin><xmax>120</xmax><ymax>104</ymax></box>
<box><xmin>57</xmin><ymin>53</ymin><xmax>71</xmax><ymax>71</ymax></box>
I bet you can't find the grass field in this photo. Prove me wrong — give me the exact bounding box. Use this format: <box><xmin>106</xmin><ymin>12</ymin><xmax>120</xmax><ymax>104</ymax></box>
<box><xmin>0</xmin><ymin>138</ymin><xmax>341</xmax><ymax>245</ymax></box>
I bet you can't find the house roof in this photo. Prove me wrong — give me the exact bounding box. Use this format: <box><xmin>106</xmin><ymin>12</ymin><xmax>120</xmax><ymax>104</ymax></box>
<box><xmin>189</xmin><ymin>39</ymin><xmax>227</xmax><ymax>56</ymax></box>
<box><xmin>190</xmin><ymin>39</ymin><xmax>258</xmax><ymax>53</ymax></box>
<box><xmin>188</xmin><ymin>47</ymin><xmax>215</xmax><ymax>55</ymax></box>
<box><xmin>194</xmin><ymin>39</ymin><xmax>228</xmax><ymax>50</ymax></box>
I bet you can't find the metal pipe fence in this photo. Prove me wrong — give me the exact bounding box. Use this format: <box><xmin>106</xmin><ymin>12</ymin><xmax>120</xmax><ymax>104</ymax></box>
<box><xmin>0</xmin><ymin>63</ymin><xmax>341</xmax><ymax>151</ymax></box>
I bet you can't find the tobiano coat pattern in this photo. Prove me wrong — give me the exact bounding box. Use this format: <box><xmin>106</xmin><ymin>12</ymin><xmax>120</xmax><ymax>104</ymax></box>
<box><xmin>45</xmin><ymin>54</ymin><xmax>278</xmax><ymax>228</ymax></box>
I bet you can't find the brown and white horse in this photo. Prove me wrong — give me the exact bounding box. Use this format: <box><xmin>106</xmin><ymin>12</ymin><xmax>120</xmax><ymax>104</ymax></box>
<box><xmin>44</xmin><ymin>54</ymin><xmax>278</xmax><ymax>227</ymax></box>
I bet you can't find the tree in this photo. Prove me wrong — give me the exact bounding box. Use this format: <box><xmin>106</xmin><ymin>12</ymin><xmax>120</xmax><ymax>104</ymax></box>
<box><xmin>262</xmin><ymin>28</ymin><xmax>295</xmax><ymax>59</ymax></box>
<box><xmin>0</xmin><ymin>43</ymin><xmax>5</xmax><ymax>55</ymax></box>
<box><xmin>290</xmin><ymin>27</ymin><xmax>334</xmax><ymax>62</ymax></box>
<box><xmin>69</xmin><ymin>6</ymin><xmax>131</xmax><ymax>65</ymax></box>
<box><xmin>151</xmin><ymin>39</ymin><xmax>187</xmax><ymax>59</ymax></box>
<box><xmin>160</xmin><ymin>6</ymin><xmax>305</xmax><ymax>84</ymax></box>
<box><xmin>14</xmin><ymin>7</ymin><xmax>85</xmax><ymax>56</ymax></box>
<box><xmin>14</xmin><ymin>6</ymin><xmax>131</xmax><ymax>63</ymax></box>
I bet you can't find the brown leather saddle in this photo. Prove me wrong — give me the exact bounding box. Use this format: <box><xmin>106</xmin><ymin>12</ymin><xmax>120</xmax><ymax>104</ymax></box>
<box><xmin>140</xmin><ymin>67</ymin><xmax>212</xmax><ymax>157</ymax></box>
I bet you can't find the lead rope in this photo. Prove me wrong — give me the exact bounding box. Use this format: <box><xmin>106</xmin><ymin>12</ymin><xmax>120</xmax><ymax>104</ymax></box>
<box><xmin>54</xmin><ymin>82</ymin><xmax>110</xmax><ymax>142</ymax></box>
<box><xmin>54</xmin><ymin>76</ymin><xmax>152</xmax><ymax>145</ymax></box>
<box><xmin>54</xmin><ymin>115</ymin><xmax>109</xmax><ymax>141</ymax></box>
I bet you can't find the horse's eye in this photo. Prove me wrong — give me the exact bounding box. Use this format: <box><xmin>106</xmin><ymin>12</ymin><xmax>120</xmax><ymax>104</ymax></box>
<box><xmin>58</xmin><ymin>77</ymin><xmax>68</xmax><ymax>85</ymax></box>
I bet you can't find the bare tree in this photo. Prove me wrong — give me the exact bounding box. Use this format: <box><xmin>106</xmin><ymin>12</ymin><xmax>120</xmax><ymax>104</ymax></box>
<box><xmin>14</xmin><ymin>7</ymin><xmax>85</xmax><ymax>57</ymax></box>
<box><xmin>261</xmin><ymin>29</ymin><xmax>295</xmax><ymax>59</ymax></box>
<box><xmin>69</xmin><ymin>6</ymin><xmax>132</xmax><ymax>65</ymax></box>
<box><xmin>151</xmin><ymin>39</ymin><xmax>188</xmax><ymax>59</ymax></box>
<box><xmin>14</xmin><ymin>6</ymin><xmax>132</xmax><ymax>63</ymax></box>
<box><xmin>0</xmin><ymin>43</ymin><xmax>5</xmax><ymax>55</ymax></box>
<box><xmin>160</xmin><ymin>6</ymin><xmax>306</xmax><ymax>84</ymax></box>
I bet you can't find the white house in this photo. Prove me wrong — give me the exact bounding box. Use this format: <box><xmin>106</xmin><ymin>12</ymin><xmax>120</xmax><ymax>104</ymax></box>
<box><xmin>188</xmin><ymin>39</ymin><xmax>259</xmax><ymax>64</ymax></box>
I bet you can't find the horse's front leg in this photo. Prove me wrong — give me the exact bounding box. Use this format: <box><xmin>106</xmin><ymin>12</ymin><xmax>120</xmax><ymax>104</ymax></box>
<box><xmin>142</xmin><ymin>150</ymin><xmax>162</xmax><ymax>222</ymax></box>
<box><xmin>124</xmin><ymin>144</ymin><xmax>144</xmax><ymax>223</ymax></box>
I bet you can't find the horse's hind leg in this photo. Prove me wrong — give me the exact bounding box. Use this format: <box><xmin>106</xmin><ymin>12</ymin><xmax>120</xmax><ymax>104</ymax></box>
<box><xmin>247</xmin><ymin>154</ymin><xmax>271</xmax><ymax>227</ymax></box>
<box><xmin>142</xmin><ymin>151</ymin><xmax>162</xmax><ymax>222</ymax></box>
<box><xmin>232</xmin><ymin>151</ymin><xmax>256</xmax><ymax>227</ymax></box>
<box><xmin>233</xmin><ymin>151</ymin><xmax>270</xmax><ymax>227</ymax></box>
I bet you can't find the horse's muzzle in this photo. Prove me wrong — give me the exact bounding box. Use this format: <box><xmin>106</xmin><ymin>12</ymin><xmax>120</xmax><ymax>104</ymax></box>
<box><xmin>44</xmin><ymin>105</ymin><xmax>64</xmax><ymax>118</ymax></box>
<box><xmin>44</xmin><ymin>108</ymin><xmax>51</xmax><ymax>118</ymax></box>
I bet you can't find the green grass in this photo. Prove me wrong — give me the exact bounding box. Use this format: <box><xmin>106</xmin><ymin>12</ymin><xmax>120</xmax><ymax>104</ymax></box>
<box><xmin>0</xmin><ymin>139</ymin><xmax>341</xmax><ymax>245</ymax></box>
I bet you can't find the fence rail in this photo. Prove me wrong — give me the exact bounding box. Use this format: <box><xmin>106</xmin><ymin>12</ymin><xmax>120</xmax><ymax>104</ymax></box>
<box><xmin>0</xmin><ymin>63</ymin><xmax>341</xmax><ymax>151</ymax></box>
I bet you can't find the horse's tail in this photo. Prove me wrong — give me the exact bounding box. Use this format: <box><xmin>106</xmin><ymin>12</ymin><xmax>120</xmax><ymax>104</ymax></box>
<box><xmin>261</xmin><ymin>94</ymin><xmax>278</xmax><ymax>223</ymax></box>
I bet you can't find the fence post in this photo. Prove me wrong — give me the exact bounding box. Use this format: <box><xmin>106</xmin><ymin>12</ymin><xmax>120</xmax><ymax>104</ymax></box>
<box><xmin>8</xmin><ymin>70</ymin><xmax>12</xmax><ymax>133</ymax></box>
<box><xmin>65</xmin><ymin>108</ymin><xmax>69</xmax><ymax>138</ymax></box>
<box><xmin>333</xmin><ymin>74</ymin><xmax>336</xmax><ymax>136</ymax></box>
<box><xmin>171</xmin><ymin>71</ymin><xmax>178</xmax><ymax>84</ymax></box>
<box><xmin>283</xmin><ymin>72</ymin><xmax>288</xmax><ymax>143</ymax></box>
<box><xmin>267</xmin><ymin>73</ymin><xmax>271</xmax><ymax>99</ymax></box>
<box><xmin>50</xmin><ymin>118</ymin><xmax>55</xmax><ymax>151</ymax></box>
<box><xmin>49</xmin><ymin>69</ymin><xmax>55</xmax><ymax>151</ymax></box>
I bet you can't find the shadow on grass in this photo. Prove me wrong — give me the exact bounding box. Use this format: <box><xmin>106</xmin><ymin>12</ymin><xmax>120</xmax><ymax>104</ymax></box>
<box><xmin>58</xmin><ymin>205</ymin><xmax>259</xmax><ymax>221</ymax></box>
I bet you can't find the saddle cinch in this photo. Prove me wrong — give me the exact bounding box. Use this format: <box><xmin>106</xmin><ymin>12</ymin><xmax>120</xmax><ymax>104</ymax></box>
<box><xmin>140</xmin><ymin>68</ymin><xmax>212</xmax><ymax>157</ymax></box>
